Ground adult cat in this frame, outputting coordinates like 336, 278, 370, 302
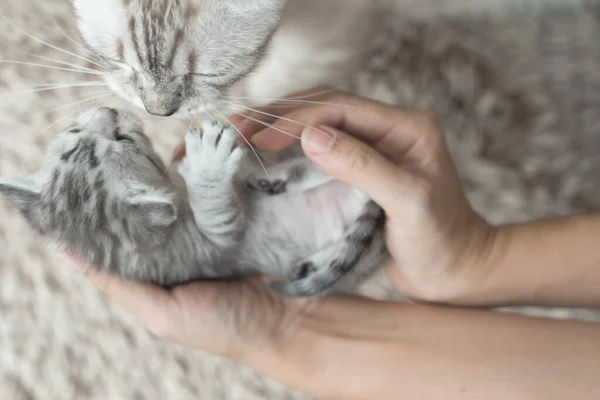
72, 0, 580, 118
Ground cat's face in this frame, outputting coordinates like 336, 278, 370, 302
0, 107, 179, 268
72, 0, 286, 118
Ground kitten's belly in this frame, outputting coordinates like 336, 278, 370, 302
242, 181, 366, 276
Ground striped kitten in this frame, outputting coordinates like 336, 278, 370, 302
0, 107, 386, 297
64, 0, 392, 296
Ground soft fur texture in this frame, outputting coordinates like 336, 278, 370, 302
0, 108, 386, 297
2, 0, 600, 399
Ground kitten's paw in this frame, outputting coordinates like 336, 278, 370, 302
178, 121, 244, 183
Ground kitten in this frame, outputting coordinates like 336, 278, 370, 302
0, 107, 387, 297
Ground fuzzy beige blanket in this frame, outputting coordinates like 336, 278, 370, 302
0, 1, 598, 399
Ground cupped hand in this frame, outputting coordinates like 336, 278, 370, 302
229, 89, 496, 303
64, 256, 308, 364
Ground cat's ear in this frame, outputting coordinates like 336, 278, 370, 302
0, 180, 41, 213
126, 192, 178, 244
129, 196, 178, 228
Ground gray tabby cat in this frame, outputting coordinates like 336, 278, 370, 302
72, 0, 579, 116
0, 107, 386, 297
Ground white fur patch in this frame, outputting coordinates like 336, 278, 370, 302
72, 0, 128, 59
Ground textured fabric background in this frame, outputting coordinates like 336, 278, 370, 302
0, 1, 599, 399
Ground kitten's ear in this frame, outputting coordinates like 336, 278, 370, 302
128, 191, 178, 226
127, 193, 178, 246
0, 180, 41, 212
130, 198, 178, 228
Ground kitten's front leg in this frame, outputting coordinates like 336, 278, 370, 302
178, 121, 246, 253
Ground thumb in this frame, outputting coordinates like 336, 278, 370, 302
301, 126, 418, 210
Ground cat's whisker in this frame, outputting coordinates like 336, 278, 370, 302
288, 85, 348, 100
223, 96, 352, 109
223, 101, 324, 136
10, 82, 107, 96
235, 112, 335, 155
214, 109, 273, 184
44, 7, 95, 58
51, 91, 114, 112
34, 115, 72, 139
30, 54, 101, 74
0, 60, 104, 75
52, 20, 94, 58
1, 15, 107, 70
235, 113, 301, 142
227, 102, 338, 154
8, 45, 102, 74
32, 81, 105, 88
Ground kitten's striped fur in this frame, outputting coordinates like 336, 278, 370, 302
0, 107, 387, 296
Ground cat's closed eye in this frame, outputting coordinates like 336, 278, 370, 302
189, 72, 224, 79
115, 133, 134, 143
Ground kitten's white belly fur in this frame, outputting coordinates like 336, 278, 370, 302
244, 181, 365, 269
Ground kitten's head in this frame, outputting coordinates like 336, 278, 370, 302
73, 0, 286, 118
0, 107, 179, 268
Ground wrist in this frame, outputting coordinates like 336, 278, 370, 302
467, 214, 600, 308
243, 298, 412, 400
420, 210, 500, 306
447, 221, 516, 305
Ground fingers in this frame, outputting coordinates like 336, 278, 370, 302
242, 93, 437, 158
302, 126, 421, 211
231, 88, 357, 152
226, 87, 337, 149
64, 255, 182, 337
230, 111, 278, 147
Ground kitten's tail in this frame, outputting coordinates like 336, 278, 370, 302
269, 200, 386, 298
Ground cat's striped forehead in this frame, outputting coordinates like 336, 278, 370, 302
125, 6, 194, 74
123, 0, 197, 18
73, 0, 286, 117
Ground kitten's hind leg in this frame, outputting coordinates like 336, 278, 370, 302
178, 121, 246, 256
246, 157, 334, 196
270, 200, 387, 298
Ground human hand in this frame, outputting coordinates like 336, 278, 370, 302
229, 89, 496, 304
63, 256, 310, 366
63, 257, 600, 400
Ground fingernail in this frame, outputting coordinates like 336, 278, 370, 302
251, 131, 267, 147
302, 126, 336, 155
231, 117, 248, 133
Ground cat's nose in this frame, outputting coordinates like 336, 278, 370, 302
143, 102, 179, 117
140, 90, 181, 117
83, 107, 119, 135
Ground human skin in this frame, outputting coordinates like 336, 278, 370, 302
73, 264, 600, 400
229, 90, 600, 309
69, 90, 600, 399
